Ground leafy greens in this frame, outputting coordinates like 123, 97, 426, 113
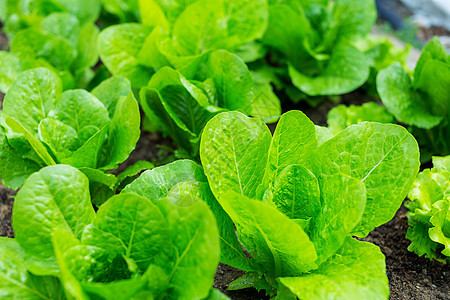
261, 0, 376, 97
0, 0, 101, 91
198, 110, 420, 298
97, 0, 280, 157
1, 163, 224, 299
377, 37, 450, 160
406, 155, 450, 263
0, 68, 140, 190
327, 102, 394, 135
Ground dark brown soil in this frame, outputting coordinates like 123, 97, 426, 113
417, 26, 450, 43
0, 28, 7, 50
0, 92, 4, 109
363, 204, 450, 300
213, 264, 269, 300
0, 182, 15, 238
114, 130, 175, 174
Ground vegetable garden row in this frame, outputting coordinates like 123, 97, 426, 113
0, 0, 448, 299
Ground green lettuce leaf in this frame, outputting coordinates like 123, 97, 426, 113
429, 200, 450, 257
0, 237, 64, 299
122, 159, 207, 202
0, 51, 22, 93
156, 198, 220, 300
272, 164, 320, 222
13, 165, 95, 275
171, 0, 268, 56
278, 238, 389, 300
309, 174, 366, 264
82, 193, 170, 272
289, 44, 370, 96
327, 102, 394, 135
406, 162, 449, 262
98, 24, 154, 88
312, 122, 420, 237
91, 75, 132, 118
99, 92, 140, 170
166, 181, 253, 271
266, 110, 317, 182
11, 29, 77, 71
219, 191, 318, 277
200, 111, 272, 199
433, 155, 450, 172
0, 126, 41, 189
2, 68, 62, 133
377, 63, 443, 129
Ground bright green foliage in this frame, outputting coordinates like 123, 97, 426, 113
98, 24, 154, 88
377, 37, 450, 159
327, 102, 394, 135
200, 111, 420, 298
0, 237, 65, 299
100, 0, 139, 22
13, 165, 95, 275
125, 159, 253, 272
169, 0, 268, 56
139, 49, 266, 157
97, 0, 280, 148
406, 155, 450, 262
278, 238, 389, 300
354, 35, 410, 96
0, 68, 140, 189
98, 0, 269, 86
123, 159, 206, 202
262, 0, 376, 96
312, 122, 420, 237
0, 1, 101, 91
0, 0, 101, 36
0, 164, 224, 299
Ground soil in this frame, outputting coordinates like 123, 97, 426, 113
363, 204, 450, 300
0, 183, 15, 238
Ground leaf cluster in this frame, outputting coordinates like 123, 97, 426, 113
406, 156, 450, 263
0, 0, 102, 91
377, 37, 450, 160
0, 68, 140, 190
0, 163, 225, 299
198, 110, 420, 298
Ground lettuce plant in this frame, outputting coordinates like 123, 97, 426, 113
139, 48, 281, 157
354, 35, 411, 97
198, 110, 420, 298
327, 102, 394, 135
0, 68, 140, 190
406, 156, 450, 263
262, 0, 376, 97
98, 0, 280, 141
99, 0, 139, 23
0, 1, 101, 91
0, 163, 224, 299
98, 0, 269, 88
377, 37, 449, 160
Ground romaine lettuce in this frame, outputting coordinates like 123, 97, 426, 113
377, 37, 449, 160
406, 155, 450, 263
0, 68, 140, 190
1, 162, 225, 299
199, 110, 420, 298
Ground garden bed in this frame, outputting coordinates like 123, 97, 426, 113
0, 3, 448, 297
1, 93, 448, 299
